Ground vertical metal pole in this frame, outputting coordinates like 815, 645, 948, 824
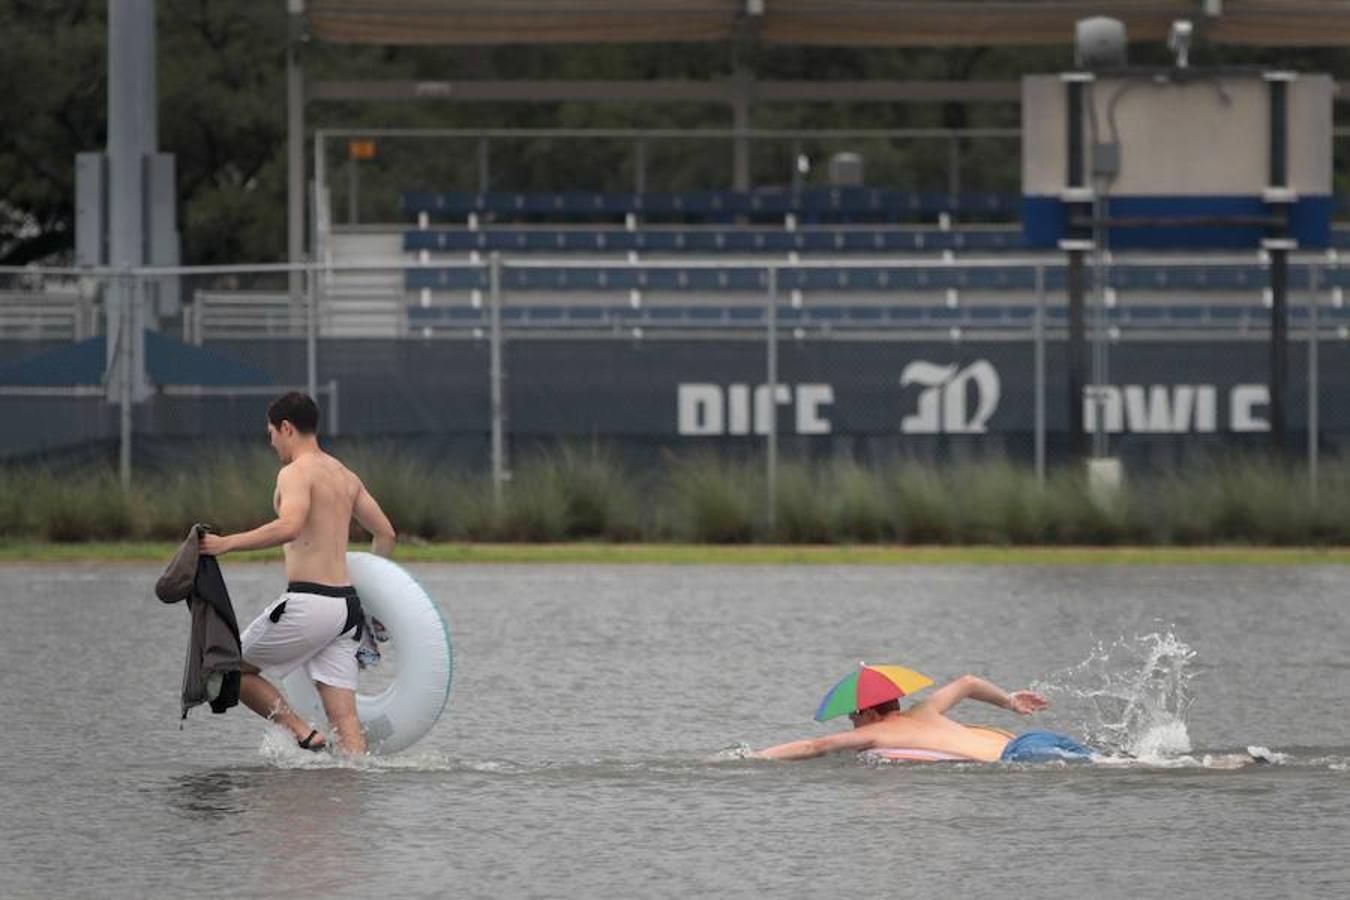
1268, 75, 1291, 457
347, 155, 358, 224
948, 134, 961, 200
286, 6, 305, 307
305, 256, 318, 400
634, 138, 647, 195
478, 137, 491, 194
489, 253, 505, 511
732, 67, 752, 191
119, 273, 134, 491
106, 0, 152, 402
1067, 251, 1087, 458
327, 378, 340, 437
312, 130, 327, 269
1090, 240, 1109, 460
1064, 77, 1089, 461
1034, 264, 1046, 485
1308, 263, 1320, 497
766, 266, 778, 534
1270, 247, 1289, 453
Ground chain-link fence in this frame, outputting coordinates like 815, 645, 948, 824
0, 254, 1344, 525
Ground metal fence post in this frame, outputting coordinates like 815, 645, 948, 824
766, 266, 778, 534
489, 252, 505, 512
118, 271, 134, 491
1309, 262, 1321, 499
1034, 263, 1046, 486
305, 256, 318, 400
326, 378, 340, 436
478, 137, 491, 193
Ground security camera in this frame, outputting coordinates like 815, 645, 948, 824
1075, 17, 1127, 70
1169, 20, 1193, 69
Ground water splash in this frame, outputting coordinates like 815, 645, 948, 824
1032, 630, 1196, 760
711, 742, 754, 761
257, 726, 459, 771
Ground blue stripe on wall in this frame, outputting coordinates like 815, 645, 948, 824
1022, 195, 1332, 250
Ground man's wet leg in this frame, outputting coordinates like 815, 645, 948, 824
316, 681, 367, 754
238, 663, 315, 743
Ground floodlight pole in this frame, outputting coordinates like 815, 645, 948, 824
1308, 263, 1321, 498
1062, 74, 1091, 461
1033, 264, 1046, 485
1268, 243, 1290, 452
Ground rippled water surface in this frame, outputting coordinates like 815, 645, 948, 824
3, 563, 1348, 898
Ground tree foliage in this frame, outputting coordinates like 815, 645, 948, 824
2, 3, 1348, 266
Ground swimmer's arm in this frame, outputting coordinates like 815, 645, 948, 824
916, 675, 1048, 716
201, 466, 310, 555
752, 729, 876, 760
352, 480, 396, 557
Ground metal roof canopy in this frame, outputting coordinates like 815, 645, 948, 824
286, 1, 1350, 302
303, 1, 1350, 48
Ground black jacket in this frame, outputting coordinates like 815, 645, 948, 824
155, 524, 242, 718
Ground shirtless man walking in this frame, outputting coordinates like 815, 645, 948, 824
754, 674, 1093, 763
200, 392, 396, 754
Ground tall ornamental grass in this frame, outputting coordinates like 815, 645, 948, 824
0, 445, 1345, 545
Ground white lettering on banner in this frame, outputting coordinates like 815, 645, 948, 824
679, 374, 1269, 437
1085, 385, 1217, 434
1084, 383, 1265, 433
900, 360, 1001, 434
1231, 384, 1270, 432
678, 384, 723, 436
676, 383, 834, 436
796, 384, 835, 434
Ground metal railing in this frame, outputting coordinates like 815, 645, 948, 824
0, 256, 1337, 518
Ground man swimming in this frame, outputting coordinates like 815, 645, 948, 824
754, 673, 1093, 762
199, 392, 397, 755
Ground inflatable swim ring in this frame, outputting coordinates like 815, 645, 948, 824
864, 747, 979, 763
282, 552, 452, 753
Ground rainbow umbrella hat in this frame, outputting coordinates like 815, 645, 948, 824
814, 663, 934, 722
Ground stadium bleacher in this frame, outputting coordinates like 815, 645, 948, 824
399, 188, 1022, 222
382, 188, 1350, 338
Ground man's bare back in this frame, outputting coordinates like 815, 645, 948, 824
755, 674, 1050, 761
277, 451, 392, 586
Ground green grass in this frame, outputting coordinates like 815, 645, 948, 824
1, 541, 1347, 566
0, 444, 1346, 552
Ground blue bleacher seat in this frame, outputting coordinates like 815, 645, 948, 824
401, 188, 1026, 223
885, 306, 925, 323
803, 305, 845, 322
1206, 305, 1248, 326
843, 306, 883, 322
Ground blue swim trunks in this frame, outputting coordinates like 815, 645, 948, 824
1000, 730, 1095, 762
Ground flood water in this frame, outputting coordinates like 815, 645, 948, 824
3, 562, 1348, 898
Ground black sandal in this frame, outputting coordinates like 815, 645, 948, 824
297, 729, 326, 752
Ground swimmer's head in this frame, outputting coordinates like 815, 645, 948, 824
266, 392, 320, 461
847, 698, 900, 727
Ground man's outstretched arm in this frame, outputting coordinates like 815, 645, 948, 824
914, 674, 1048, 717
753, 728, 877, 760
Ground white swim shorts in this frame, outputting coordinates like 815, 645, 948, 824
241, 586, 362, 691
